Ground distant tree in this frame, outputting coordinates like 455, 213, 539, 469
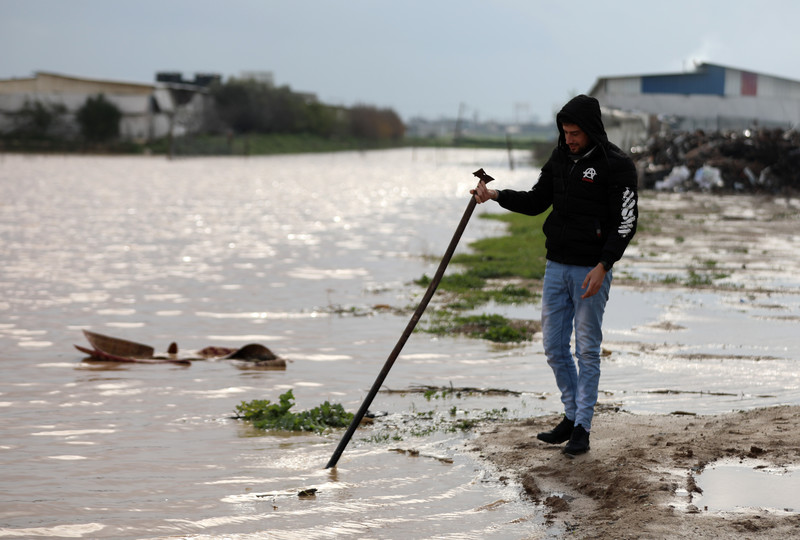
305, 102, 340, 138
213, 79, 317, 134
11, 99, 69, 139
212, 80, 258, 133
210, 78, 404, 141
76, 94, 122, 142
348, 105, 405, 141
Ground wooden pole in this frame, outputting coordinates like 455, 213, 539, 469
506, 134, 515, 170
325, 168, 494, 469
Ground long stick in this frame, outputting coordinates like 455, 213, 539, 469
325, 169, 494, 469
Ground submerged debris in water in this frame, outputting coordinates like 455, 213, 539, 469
382, 384, 524, 397
297, 489, 318, 498
389, 448, 453, 464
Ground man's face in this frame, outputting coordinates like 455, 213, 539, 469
562, 122, 589, 154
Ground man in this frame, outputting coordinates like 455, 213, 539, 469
471, 94, 638, 456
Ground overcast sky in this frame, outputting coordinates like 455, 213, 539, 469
2, 0, 798, 123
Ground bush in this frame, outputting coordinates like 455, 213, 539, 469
76, 94, 122, 142
348, 105, 404, 140
9, 99, 69, 139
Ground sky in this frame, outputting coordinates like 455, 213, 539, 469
2, 0, 799, 124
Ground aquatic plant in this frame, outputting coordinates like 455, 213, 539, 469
235, 390, 353, 433
420, 311, 538, 343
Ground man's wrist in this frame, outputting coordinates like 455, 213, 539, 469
599, 260, 612, 272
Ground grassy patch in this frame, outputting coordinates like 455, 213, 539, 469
416, 211, 548, 309
234, 390, 353, 433
414, 275, 535, 310
421, 312, 540, 343
156, 133, 403, 156
360, 406, 511, 442
452, 213, 549, 280
158, 134, 548, 157
356, 385, 522, 442
651, 267, 732, 288
414, 212, 546, 342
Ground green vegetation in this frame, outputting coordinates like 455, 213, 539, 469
76, 94, 122, 143
210, 78, 403, 142
362, 405, 510, 441
415, 212, 548, 343
8, 99, 69, 140
2, 78, 408, 154
2, 94, 134, 152
416, 212, 548, 308
406, 407, 509, 437
145, 132, 547, 157
421, 311, 539, 343
686, 268, 714, 287
686, 267, 731, 286
356, 386, 523, 443
651, 266, 732, 288
154, 132, 414, 156
1, 74, 551, 155
235, 390, 353, 433
454, 213, 549, 279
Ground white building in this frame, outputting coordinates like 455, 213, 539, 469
589, 62, 800, 132
0, 71, 211, 141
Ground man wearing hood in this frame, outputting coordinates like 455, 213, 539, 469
472, 94, 638, 456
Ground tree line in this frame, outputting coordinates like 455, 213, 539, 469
208, 78, 404, 141
2, 94, 122, 144
2, 78, 405, 149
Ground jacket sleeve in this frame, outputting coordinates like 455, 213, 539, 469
601, 155, 638, 267
495, 154, 555, 216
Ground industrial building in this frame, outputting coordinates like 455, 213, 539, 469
0, 71, 214, 141
589, 62, 800, 132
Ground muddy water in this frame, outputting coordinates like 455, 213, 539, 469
1, 151, 799, 538
695, 459, 800, 513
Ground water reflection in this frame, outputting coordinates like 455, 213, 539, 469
0, 150, 550, 539
2, 150, 799, 538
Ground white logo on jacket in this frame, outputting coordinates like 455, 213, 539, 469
582, 168, 597, 182
618, 188, 636, 237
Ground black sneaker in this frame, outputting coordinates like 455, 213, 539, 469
563, 424, 590, 457
536, 416, 574, 444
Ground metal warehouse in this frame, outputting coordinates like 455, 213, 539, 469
589, 62, 800, 132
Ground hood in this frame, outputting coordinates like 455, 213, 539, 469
556, 94, 609, 152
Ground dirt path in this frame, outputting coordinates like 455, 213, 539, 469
471, 192, 800, 538
472, 408, 800, 538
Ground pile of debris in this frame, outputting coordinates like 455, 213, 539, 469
633, 127, 800, 193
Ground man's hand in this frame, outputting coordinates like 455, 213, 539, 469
471, 181, 497, 204
581, 263, 608, 299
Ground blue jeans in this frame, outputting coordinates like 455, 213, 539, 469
541, 261, 612, 431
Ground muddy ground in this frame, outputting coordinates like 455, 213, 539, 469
471, 191, 800, 538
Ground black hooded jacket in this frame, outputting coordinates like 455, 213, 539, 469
496, 94, 638, 269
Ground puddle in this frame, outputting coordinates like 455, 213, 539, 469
696, 458, 800, 513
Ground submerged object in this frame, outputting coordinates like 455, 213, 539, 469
75, 330, 286, 368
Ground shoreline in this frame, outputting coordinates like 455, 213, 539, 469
468, 191, 800, 538
471, 407, 800, 538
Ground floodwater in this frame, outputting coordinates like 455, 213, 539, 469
695, 459, 800, 513
1, 149, 799, 539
